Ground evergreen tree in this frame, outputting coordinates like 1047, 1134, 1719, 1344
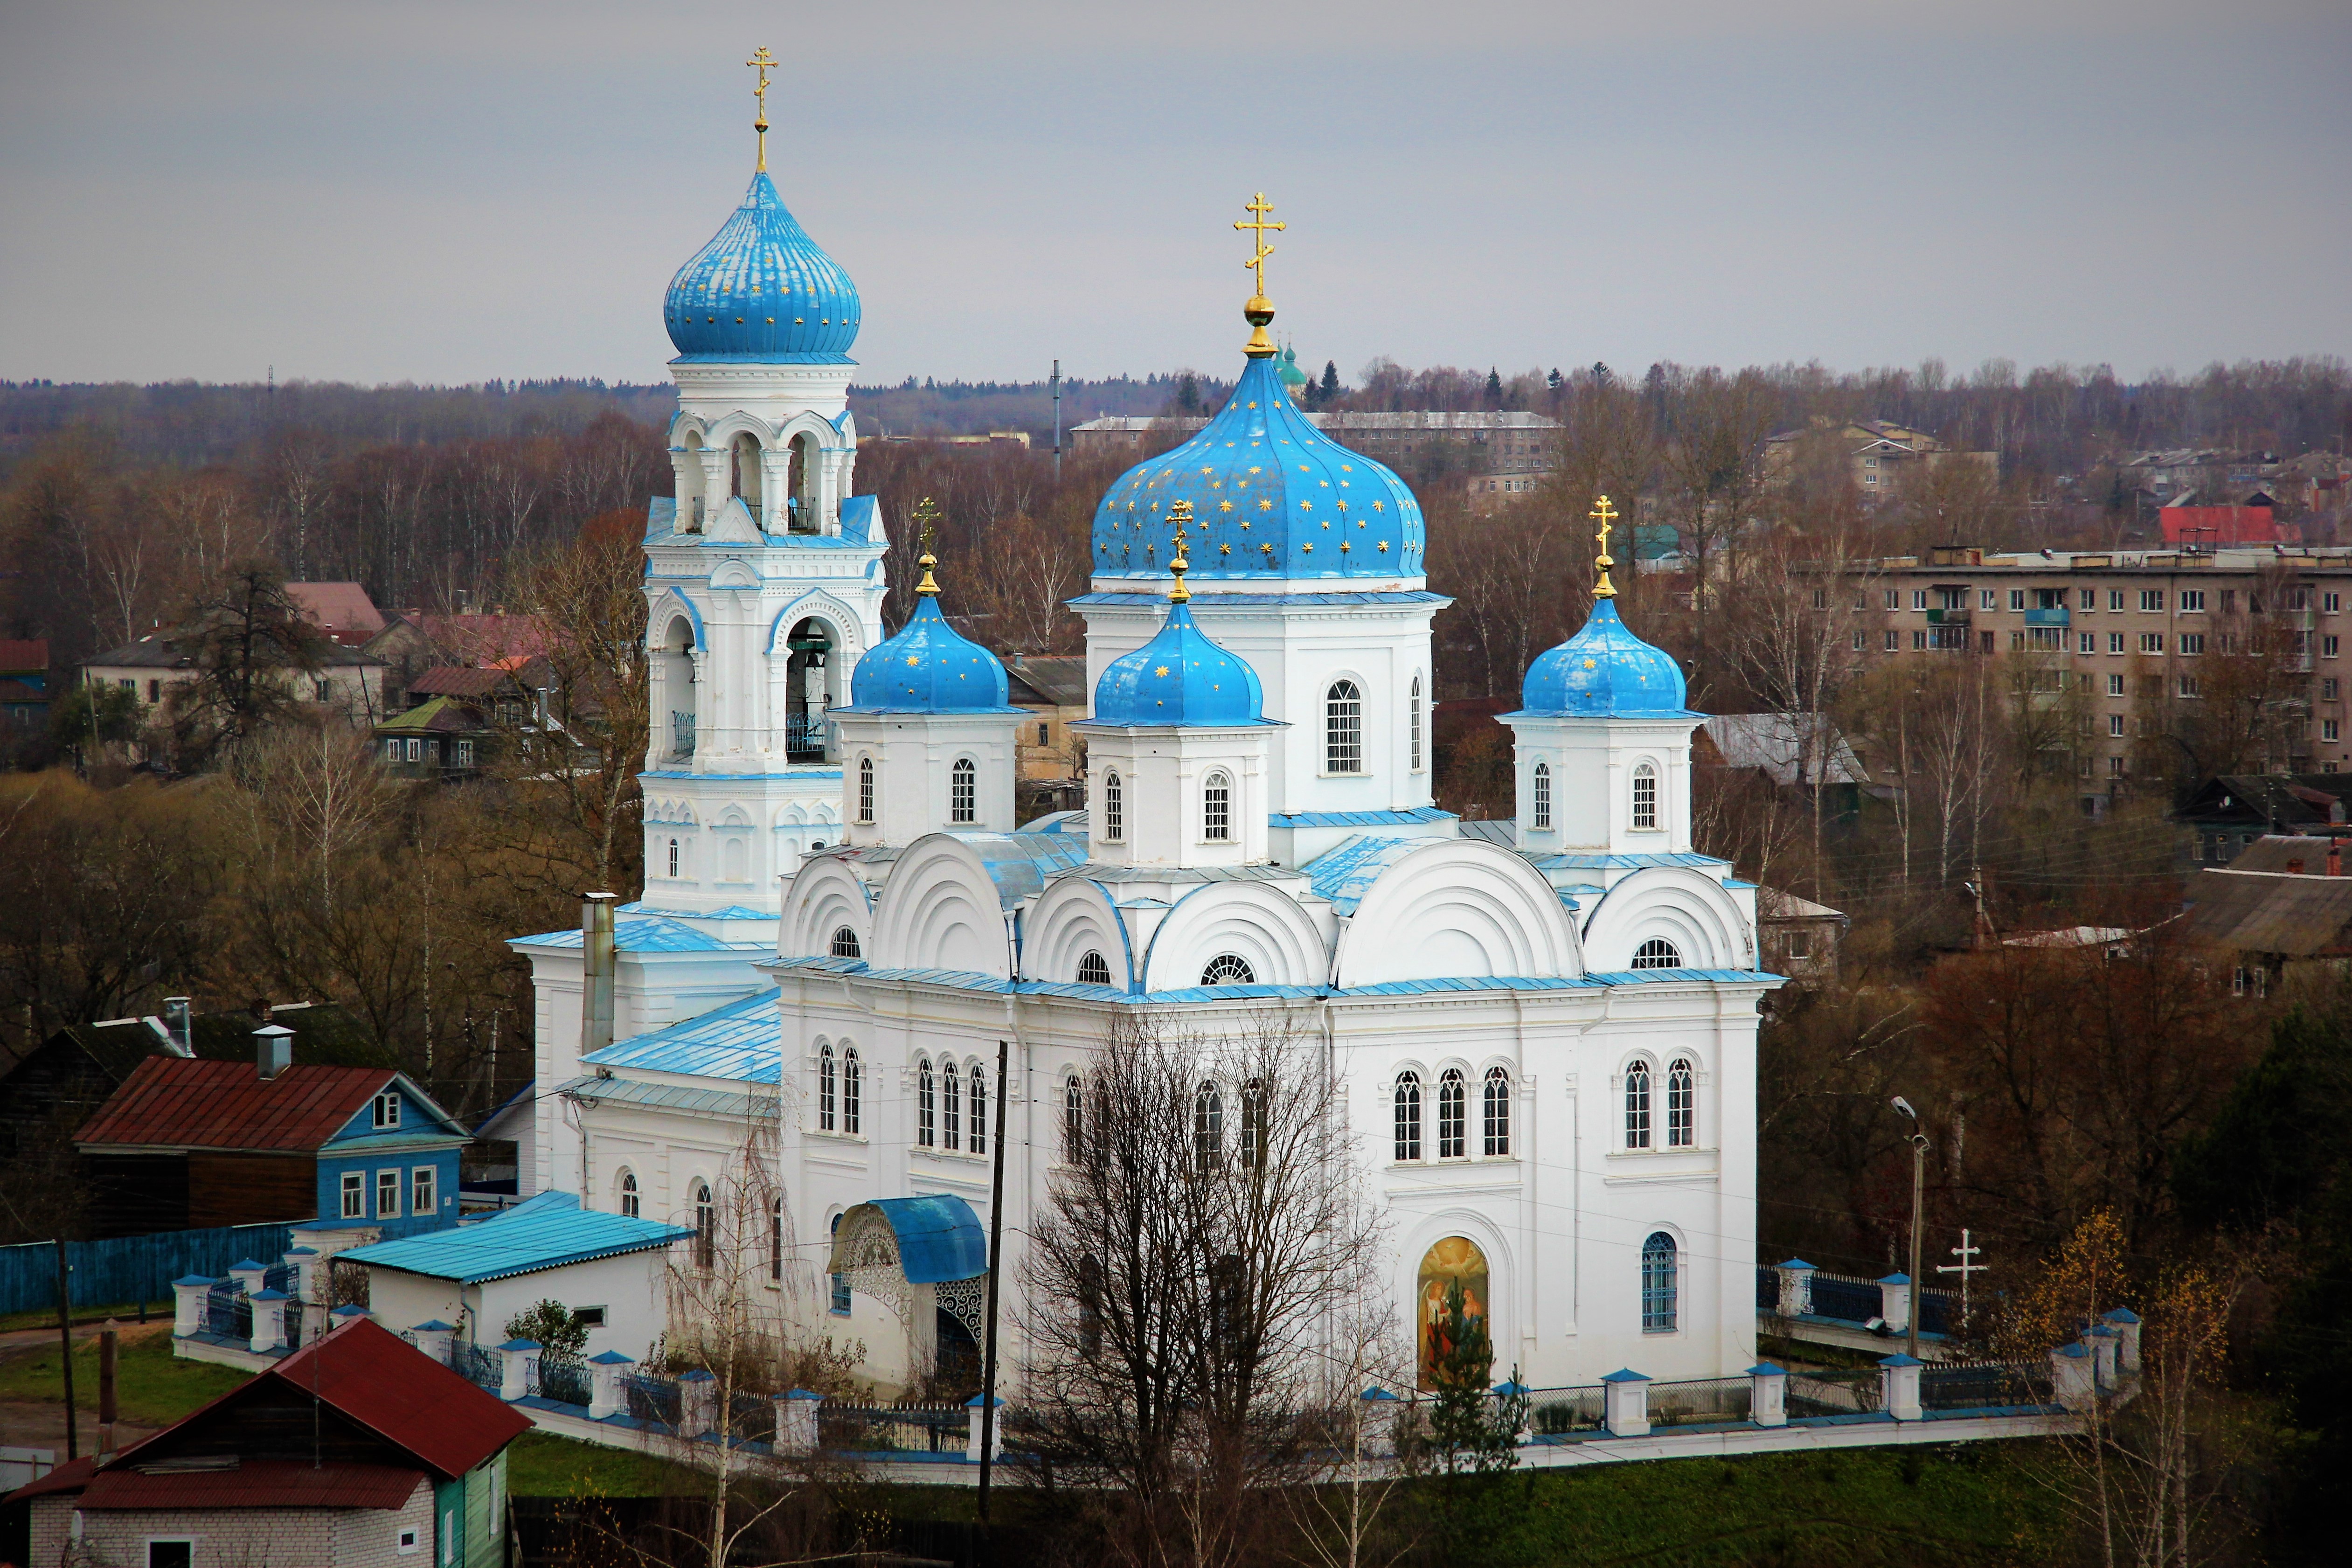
1419, 1277, 1517, 1473
1547, 367, 1563, 391
1320, 359, 1341, 404
1485, 367, 1504, 404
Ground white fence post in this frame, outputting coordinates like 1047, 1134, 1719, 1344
1358, 1386, 1401, 1456
2087, 1325, 2118, 1389
1876, 1273, 1912, 1334
171, 1277, 212, 1338
966, 1395, 1004, 1461
775, 1389, 822, 1455
2049, 1341, 2096, 1410
1775, 1259, 1817, 1318
498, 1339, 541, 1402
228, 1258, 267, 1297
678, 1368, 718, 1436
1601, 1369, 1651, 1437
248, 1290, 288, 1354
2101, 1308, 2142, 1373
408, 1320, 456, 1367
282, 1246, 319, 1304
588, 1351, 634, 1421
1748, 1363, 1788, 1428
1879, 1353, 1923, 1420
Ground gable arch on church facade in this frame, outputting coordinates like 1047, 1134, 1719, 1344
1332, 840, 1581, 988
1393, 1207, 1519, 1380
646, 587, 706, 652
766, 590, 869, 658
868, 834, 1017, 978
1580, 867, 1752, 973
1020, 878, 1135, 990
782, 857, 875, 961
1139, 881, 1329, 992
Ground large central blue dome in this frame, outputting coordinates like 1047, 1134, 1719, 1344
665, 172, 860, 363
1090, 355, 1425, 583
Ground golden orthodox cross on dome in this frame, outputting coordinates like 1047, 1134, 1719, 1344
748, 46, 777, 172
1590, 495, 1619, 599
913, 496, 943, 596
1235, 193, 1285, 358
1168, 500, 1194, 603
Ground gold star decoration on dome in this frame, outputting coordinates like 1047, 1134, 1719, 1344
1219, 500, 1235, 512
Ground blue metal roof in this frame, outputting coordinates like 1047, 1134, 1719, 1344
1085, 600, 1271, 728
1090, 355, 1426, 583
1521, 850, 1731, 873
841, 594, 1022, 714
1271, 805, 1455, 830
857, 1195, 987, 1283
584, 989, 783, 1081
511, 915, 755, 953
618, 902, 775, 922
645, 497, 677, 540
957, 832, 1092, 907
339, 1193, 694, 1285
664, 170, 859, 363
1301, 833, 1426, 915
1068, 590, 1450, 608
1511, 598, 1698, 719
839, 494, 877, 542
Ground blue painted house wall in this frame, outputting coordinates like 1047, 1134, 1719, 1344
312, 1077, 466, 1233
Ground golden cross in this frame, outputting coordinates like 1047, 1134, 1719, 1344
913, 497, 942, 595
747, 46, 777, 171
1168, 500, 1193, 602
1590, 494, 1619, 599
1235, 193, 1284, 301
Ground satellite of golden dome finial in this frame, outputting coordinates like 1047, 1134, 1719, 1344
913, 497, 943, 596
1235, 192, 1284, 359
1168, 499, 1193, 603
747, 46, 777, 173
1590, 495, 1619, 599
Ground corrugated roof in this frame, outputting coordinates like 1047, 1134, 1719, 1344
833, 1196, 985, 1284
76, 1058, 397, 1152
339, 1192, 694, 1285
555, 1074, 781, 1120
2186, 867, 2352, 955
2226, 835, 2352, 874
1302, 833, 1428, 915
268, 1318, 531, 1477
584, 988, 783, 1080
1521, 850, 1731, 872
511, 915, 756, 953
81, 1461, 424, 1511
1270, 805, 1454, 829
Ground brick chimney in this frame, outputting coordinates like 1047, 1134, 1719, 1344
2331, 841, 2344, 878
581, 893, 617, 1062
2289, 858, 2306, 875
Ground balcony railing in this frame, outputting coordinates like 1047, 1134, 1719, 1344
785, 714, 829, 763
671, 711, 696, 758
1925, 606, 1971, 625
2024, 606, 2071, 626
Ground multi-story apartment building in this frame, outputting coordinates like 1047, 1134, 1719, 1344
1836, 545, 2352, 810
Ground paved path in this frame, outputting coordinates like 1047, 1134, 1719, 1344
0, 1399, 163, 1458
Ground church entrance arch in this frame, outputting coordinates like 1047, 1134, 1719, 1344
1416, 1235, 1489, 1389
658, 614, 697, 761
827, 1196, 990, 1386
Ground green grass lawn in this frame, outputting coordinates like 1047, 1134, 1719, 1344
0, 1329, 249, 1427
506, 1429, 687, 1498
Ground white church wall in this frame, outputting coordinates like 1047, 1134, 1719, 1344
1137, 881, 1330, 992
1330, 840, 1583, 987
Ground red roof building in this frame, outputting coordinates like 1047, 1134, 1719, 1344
5, 1318, 528, 1567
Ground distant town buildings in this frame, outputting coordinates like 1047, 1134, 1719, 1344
1764, 418, 1998, 500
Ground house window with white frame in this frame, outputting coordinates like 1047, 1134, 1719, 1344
376, 1169, 401, 1218
373, 1092, 401, 1129
341, 1171, 364, 1218
411, 1165, 436, 1216
1631, 763, 1658, 831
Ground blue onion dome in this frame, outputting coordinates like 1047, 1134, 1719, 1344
664, 172, 859, 362
1089, 354, 1424, 583
1089, 510, 1274, 726
841, 552, 1019, 713
1517, 597, 1695, 718
1276, 342, 1308, 393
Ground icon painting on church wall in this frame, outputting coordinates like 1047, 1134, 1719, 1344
1417, 1235, 1488, 1388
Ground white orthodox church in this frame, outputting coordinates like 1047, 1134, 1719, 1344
514, 124, 1778, 1395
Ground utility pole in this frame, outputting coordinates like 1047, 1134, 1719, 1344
54, 1239, 76, 1459
1936, 1228, 1986, 1330
1890, 1097, 1930, 1362
1051, 359, 1063, 484
976, 1036, 1010, 1526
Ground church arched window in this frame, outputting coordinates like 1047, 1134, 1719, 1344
1103, 771, 1124, 841
917, 1059, 936, 1147
943, 1057, 962, 1151
1062, 1075, 1085, 1163
1436, 1068, 1466, 1159
1325, 680, 1363, 773
1410, 675, 1424, 771
857, 756, 874, 823
1632, 761, 1659, 831
969, 1064, 988, 1157
829, 1213, 851, 1315
841, 1048, 861, 1136
1239, 1079, 1267, 1169
1482, 1066, 1512, 1156
667, 838, 680, 878
951, 757, 977, 824
1632, 937, 1681, 970
1393, 1071, 1422, 1162
1667, 1058, 1695, 1147
830, 926, 861, 959
770, 1195, 784, 1283
1077, 951, 1113, 986
1202, 771, 1232, 841
1642, 1232, 1679, 1332
818, 1043, 835, 1132
1625, 1060, 1653, 1149
618, 1169, 639, 1218
1194, 1082, 1223, 1171
693, 1180, 715, 1270
1201, 953, 1255, 986
1532, 762, 1552, 829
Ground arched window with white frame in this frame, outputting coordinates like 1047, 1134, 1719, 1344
1394, 1071, 1422, 1162
618, 1169, 639, 1217
1410, 675, 1424, 771
1201, 953, 1255, 985
1532, 762, 1552, 829
857, 756, 875, 823
1482, 1066, 1512, 1156
951, 756, 977, 824
943, 1057, 962, 1151
1202, 771, 1232, 841
1666, 1058, 1696, 1147
1632, 761, 1659, 831
1642, 1232, 1678, 1331
667, 838, 680, 878
1632, 937, 1681, 970
1325, 680, 1363, 773
1437, 1068, 1466, 1159
818, 1042, 836, 1132
917, 1058, 936, 1147
1103, 770, 1124, 840
693, 1180, 715, 1270
842, 1048, 861, 1135
1077, 951, 1113, 986
1195, 1082, 1223, 1171
1625, 1060, 1653, 1149
969, 1063, 988, 1156
1062, 1075, 1084, 1163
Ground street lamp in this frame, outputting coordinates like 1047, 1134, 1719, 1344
1890, 1096, 1930, 1361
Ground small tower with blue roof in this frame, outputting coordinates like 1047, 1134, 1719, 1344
830, 519, 1027, 848
1499, 498, 1704, 856
1074, 503, 1282, 870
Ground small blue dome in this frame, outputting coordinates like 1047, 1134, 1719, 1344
1090, 602, 1270, 727
1090, 355, 1424, 583
842, 596, 1017, 713
665, 172, 859, 363
1518, 599, 1694, 718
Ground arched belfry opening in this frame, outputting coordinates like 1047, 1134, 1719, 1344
784, 617, 836, 761
659, 615, 697, 760
679, 432, 708, 531
788, 430, 820, 532
730, 431, 764, 520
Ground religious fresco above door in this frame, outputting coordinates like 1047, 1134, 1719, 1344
1416, 1235, 1489, 1388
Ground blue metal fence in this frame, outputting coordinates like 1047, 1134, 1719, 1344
534, 1353, 592, 1408
1808, 1275, 1883, 1323
452, 1342, 502, 1391
626, 1374, 682, 1429
1755, 1267, 1778, 1309
203, 1282, 250, 1340
0, 1223, 297, 1317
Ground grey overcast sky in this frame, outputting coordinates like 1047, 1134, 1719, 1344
2, 0, 2346, 388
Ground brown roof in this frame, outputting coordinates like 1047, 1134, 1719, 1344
285, 582, 386, 638
75, 1057, 393, 1152
269, 1318, 531, 1479
405, 666, 514, 700
1003, 655, 1088, 708
81, 1461, 425, 1511
2185, 867, 2352, 956
0, 638, 47, 672
2225, 835, 2351, 874
403, 613, 549, 663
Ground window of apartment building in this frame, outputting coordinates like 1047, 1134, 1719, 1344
2108, 673, 2125, 696
1885, 630, 1900, 652
2035, 588, 2065, 610
1910, 590, 1927, 611
1812, 588, 1826, 610
1851, 630, 1865, 652
2010, 631, 2025, 651
2328, 592, 2343, 613
2221, 590, 2237, 612
2290, 588, 2313, 611
2080, 589, 2097, 611
2326, 678, 2341, 700
1853, 591, 1868, 611
1980, 589, 1998, 610
2109, 633, 2127, 654
2328, 635, 2343, 659
2180, 675, 2201, 698
2179, 590, 2206, 612
2077, 714, 2094, 735
2109, 590, 2126, 611
2140, 590, 2165, 611
1912, 631, 1927, 650
2080, 632, 2096, 653
2326, 720, 2342, 743
2008, 589, 2026, 611
2139, 633, 2165, 653
1936, 587, 1966, 611
2109, 714, 2126, 737
1885, 589, 1901, 610
2180, 633, 2204, 655
2110, 756, 2126, 776
1981, 631, 1996, 653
